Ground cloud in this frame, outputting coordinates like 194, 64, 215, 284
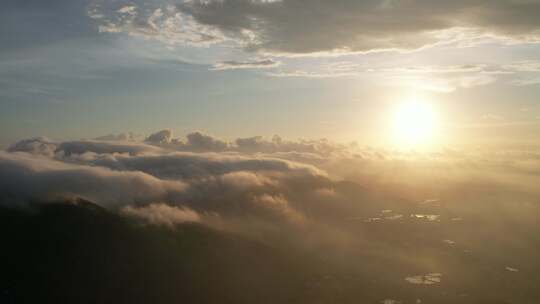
82, 6, 207, 43
117, 5, 137, 15
266, 61, 362, 78
218, 171, 276, 190
4, 129, 540, 231
56, 140, 163, 156
377, 64, 488, 74
267, 70, 357, 78
212, 58, 281, 70
183, 131, 229, 151
252, 194, 305, 224
95, 132, 139, 141
481, 114, 504, 121
1, 133, 332, 224
145, 129, 173, 144
179, 0, 540, 55
503, 60, 540, 72
146, 130, 229, 152
90, 0, 540, 55
89, 3, 241, 47
268, 65, 500, 91
121, 203, 200, 227
144, 130, 354, 156
64, 150, 325, 181
0, 151, 188, 208
511, 77, 540, 86
0, 148, 321, 223
266, 62, 506, 92
456, 74, 497, 88
235, 135, 354, 156
8, 137, 57, 157
369, 64, 499, 92
503, 61, 540, 85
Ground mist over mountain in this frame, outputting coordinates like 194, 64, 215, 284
2, 131, 540, 303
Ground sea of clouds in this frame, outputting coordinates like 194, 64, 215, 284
2, 129, 540, 231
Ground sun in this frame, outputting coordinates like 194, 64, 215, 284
390, 100, 440, 148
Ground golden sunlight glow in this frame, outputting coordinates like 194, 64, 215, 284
390, 100, 440, 148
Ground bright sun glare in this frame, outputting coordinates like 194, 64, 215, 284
391, 100, 439, 148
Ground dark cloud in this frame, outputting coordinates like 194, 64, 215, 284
172, 0, 540, 54
87, 0, 540, 55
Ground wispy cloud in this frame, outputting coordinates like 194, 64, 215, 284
121, 204, 200, 227
503, 60, 540, 72
511, 77, 540, 86
211, 59, 281, 70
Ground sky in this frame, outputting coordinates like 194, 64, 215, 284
1, 0, 540, 148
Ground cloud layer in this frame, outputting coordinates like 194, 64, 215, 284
4, 128, 540, 230
0, 151, 188, 208
2, 131, 338, 226
90, 0, 540, 55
